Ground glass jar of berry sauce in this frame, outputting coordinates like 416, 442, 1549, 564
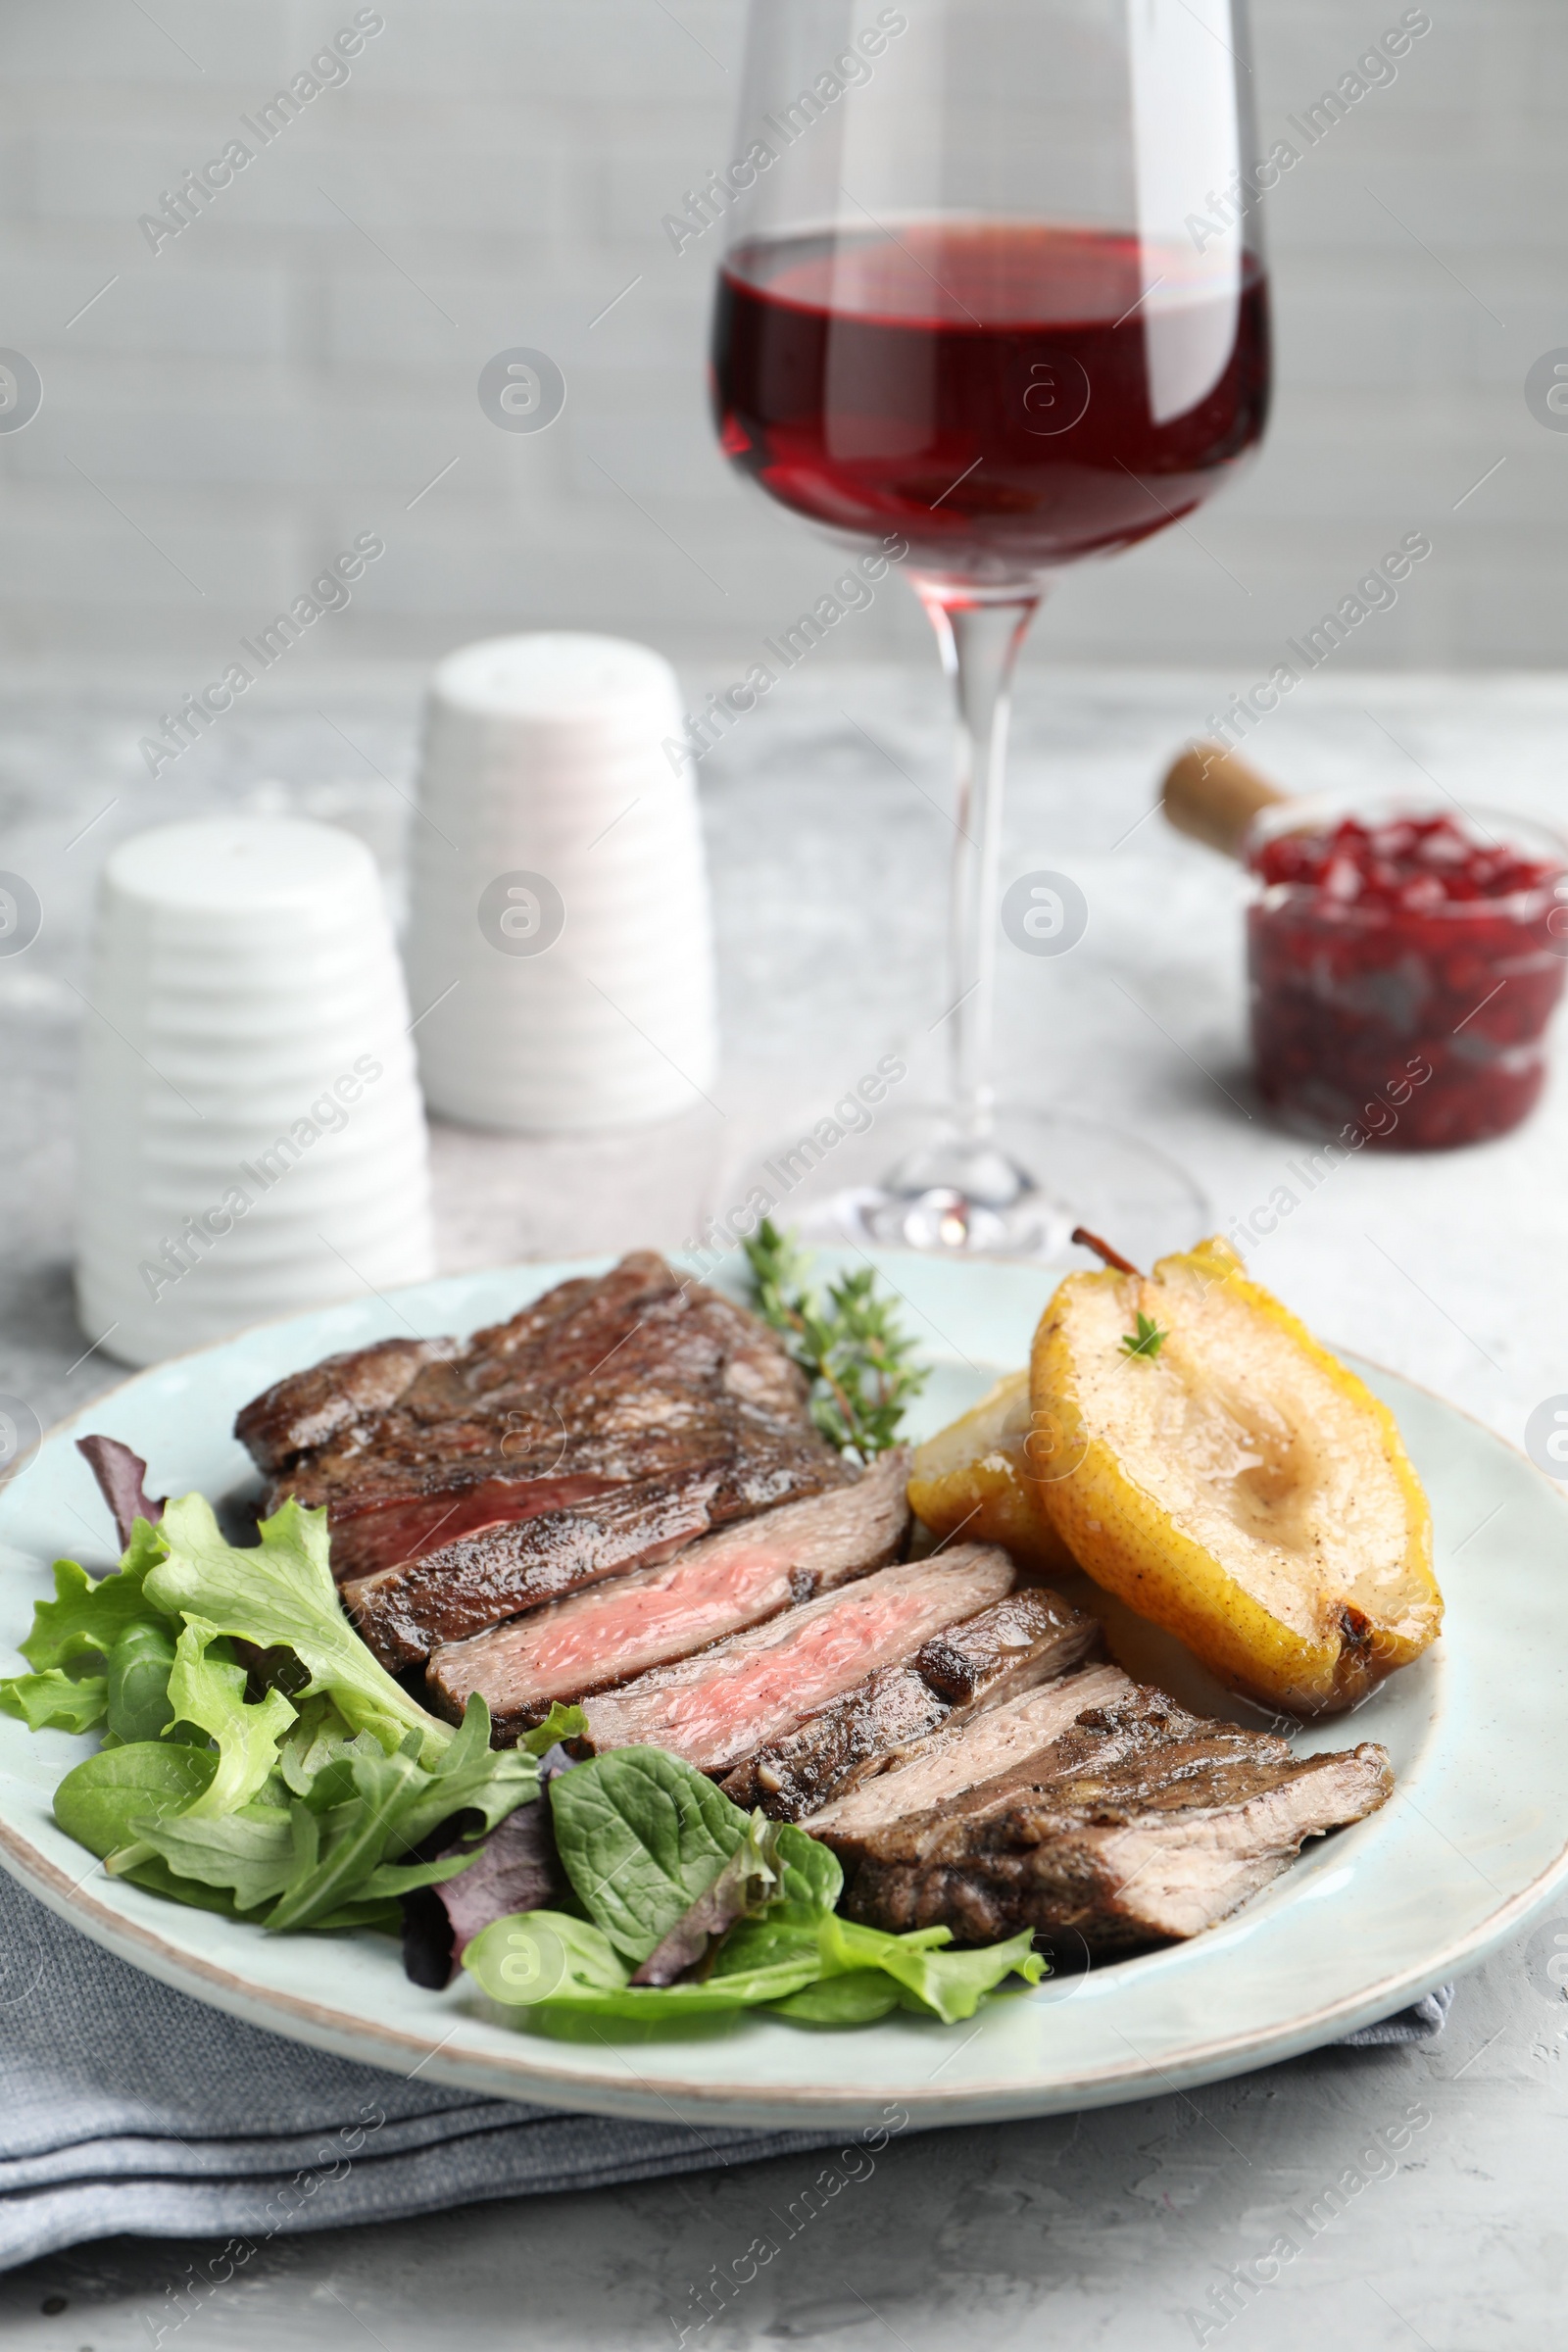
1244, 794, 1568, 1150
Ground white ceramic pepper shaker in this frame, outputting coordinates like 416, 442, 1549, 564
74, 814, 435, 1367
404, 633, 718, 1132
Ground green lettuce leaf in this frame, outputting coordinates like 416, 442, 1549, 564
0, 1669, 110, 1735
124, 1803, 298, 1912
305, 1897, 405, 1936
166, 1620, 297, 1818
116, 1696, 536, 1935
548, 1746, 751, 1964
125, 1754, 503, 1931
117, 1852, 244, 1916
275, 1692, 373, 1798
817, 1915, 1046, 2024
385, 1692, 537, 1850
145, 1494, 449, 1759
16, 1520, 174, 1675
517, 1702, 589, 1757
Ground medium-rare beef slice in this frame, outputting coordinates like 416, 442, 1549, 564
425, 1449, 912, 1737
835, 1688, 1394, 1951
722, 1588, 1103, 1819
346, 1466, 723, 1672
326, 1404, 838, 1591
234, 1253, 850, 1662
581, 1543, 1016, 1773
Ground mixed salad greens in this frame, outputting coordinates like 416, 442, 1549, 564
467, 1743, 1041, 2027
1, 1495, 557, 1934
0, 1485, 1044, 2030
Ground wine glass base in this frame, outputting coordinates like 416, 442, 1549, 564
726, 1104, 1210, 1267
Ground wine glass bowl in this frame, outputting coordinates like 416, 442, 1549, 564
713, 220, 1270, 585
709, 0, 1270, 1256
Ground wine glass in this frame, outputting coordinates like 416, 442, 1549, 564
708, 0, 1270, 1259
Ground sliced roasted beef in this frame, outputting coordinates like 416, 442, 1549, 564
807, 1662, 1135, 1848
425, 1450, 912, 1738
722, 1588, 1103, 1819
235, 1337, 460, 1474
233, 1253, 851, 1668
346, 1467, 721, 1671
829, 1682, 1394, 1951
580, 1543, 1016, 1773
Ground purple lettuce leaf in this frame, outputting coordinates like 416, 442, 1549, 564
76, 1436, 165, 1555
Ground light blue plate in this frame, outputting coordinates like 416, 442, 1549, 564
1, 1250, 1564, 2130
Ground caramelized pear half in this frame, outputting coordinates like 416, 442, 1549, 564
907, 1369, 1076, 1575
1030, 1238, 1440, 1713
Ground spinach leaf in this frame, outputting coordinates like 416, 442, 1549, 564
106, 1622, 177, 1743
772, 1821, 843, 1919
525, 1962, 821, 2020
54, 1741, 217, 1859
631, 1811, 786, 1985
466, 1800, 1044, 2029
465, 1910, 628, 2004
548, 1747, 750, 1965
709, 1911, 820, 1978
717, 1913, 1041, 2025
0, 1669, 110, 1735
145, 1494, 449, 1760
463, 1909, 819, 2017
769, 1973, 903, 2027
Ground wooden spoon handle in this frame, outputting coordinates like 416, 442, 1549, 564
1161, 740, 1291, 859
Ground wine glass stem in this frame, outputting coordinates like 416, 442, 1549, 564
915, 584, 1042, 1151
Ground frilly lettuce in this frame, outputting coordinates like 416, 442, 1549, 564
8, 1490, 544, 1934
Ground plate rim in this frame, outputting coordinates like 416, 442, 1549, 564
3, 1251, 1566, 2128
0, 1801, 1556, 2128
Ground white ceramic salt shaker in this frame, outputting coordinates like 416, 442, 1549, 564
404, 633, 718, 1132
74, 814, 435, 1367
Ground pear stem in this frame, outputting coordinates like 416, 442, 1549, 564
1070, 1227, 1144, 1278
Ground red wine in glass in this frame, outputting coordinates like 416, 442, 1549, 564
713, 220, 1270, 575
709, 0, 1271, 1259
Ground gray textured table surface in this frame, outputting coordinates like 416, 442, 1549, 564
2, 662, 1567, 2347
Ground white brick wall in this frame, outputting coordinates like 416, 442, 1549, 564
0, 0, 1561, 689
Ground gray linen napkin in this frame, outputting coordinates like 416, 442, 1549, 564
0, 1870, 1451, 2272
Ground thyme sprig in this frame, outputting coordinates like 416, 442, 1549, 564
741, 1220, 928, 1462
